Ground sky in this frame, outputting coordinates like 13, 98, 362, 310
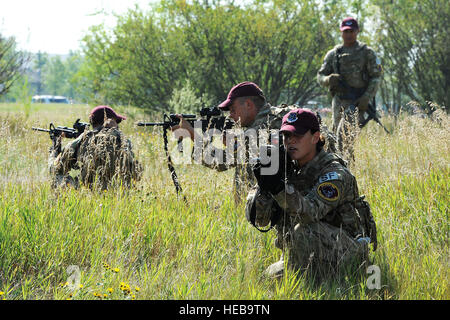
0, 0, 157, 55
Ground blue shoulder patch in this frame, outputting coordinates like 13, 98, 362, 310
318, 171, 339, 183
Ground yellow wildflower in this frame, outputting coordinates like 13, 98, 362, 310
107, 288, 114, 293
112, 268, 120, 273
134, 286, 140, 292
120, 283, 131, 295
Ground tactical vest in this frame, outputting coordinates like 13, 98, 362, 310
334, 43, 370, 101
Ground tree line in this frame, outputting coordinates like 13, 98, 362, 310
1, 0, 448, 113
0, 50, 85, 103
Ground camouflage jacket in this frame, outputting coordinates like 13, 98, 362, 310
48, 127, 142, 189
247, 149, 364, 240
317, 41, 383, 100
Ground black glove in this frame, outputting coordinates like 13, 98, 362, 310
252, 144, 289, 195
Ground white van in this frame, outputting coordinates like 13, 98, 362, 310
32, 95, 70, 104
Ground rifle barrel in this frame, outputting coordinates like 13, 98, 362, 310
136, 122, 168, 126
32, 127, 50, 132
178, 114, 196, 119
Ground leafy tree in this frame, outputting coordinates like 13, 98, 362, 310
160, 0, 340, 105
63, 51, 84, 100
168, 79, 215, 113
80, 9, 187, 110
43, 55, 66, 96
32, 51, 48, 95
80, 0, 345, 111
372, 0, 449, 112
0, 34, 29, 96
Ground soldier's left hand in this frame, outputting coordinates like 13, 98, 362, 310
252, 145, 286, 195
171, 114, 195, 141
355, 95, 370, 111
325, 73, 341, 89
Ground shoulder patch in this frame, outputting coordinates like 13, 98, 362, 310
317, 182, 340, 201
318, 171, 339, 183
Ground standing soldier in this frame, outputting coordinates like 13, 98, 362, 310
317, 17, 383, 161
48, 105, 143, 190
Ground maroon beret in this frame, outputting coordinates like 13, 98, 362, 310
218, 81, 265, 110
280, 108, 320, 135
89, 105, 126, 123
340, 17, 359, 31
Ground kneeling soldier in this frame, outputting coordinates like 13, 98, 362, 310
246, 108, 377, 279
48, 105, 142, 190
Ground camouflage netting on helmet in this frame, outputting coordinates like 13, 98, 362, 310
77, 127, 142, 190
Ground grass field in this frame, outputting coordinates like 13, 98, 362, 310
0, 102, 448, 300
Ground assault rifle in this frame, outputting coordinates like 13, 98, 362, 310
345, 101, 390, 134
136, 106, 234, 132
248, 143, 291, 232
358, 99, 391, 134
32, 119, 90, 150
136, 107, 234, 199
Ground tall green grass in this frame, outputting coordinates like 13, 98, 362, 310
0, 103, 448, 300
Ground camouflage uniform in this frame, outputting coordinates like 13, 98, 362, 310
317, 41, 382, 160
318, 40, 382, 130
201, 103, 295, 202
246, 149, 369, 278
48, 127, 143, 190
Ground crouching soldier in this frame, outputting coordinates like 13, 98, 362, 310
48, 105, 143, 190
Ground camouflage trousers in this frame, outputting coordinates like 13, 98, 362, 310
332, 96, 364, 163
271, 221, 368, 279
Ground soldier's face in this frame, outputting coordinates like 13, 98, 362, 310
341, 28, 359, 45
228, 98, 256, 126
283, 130, 320, 165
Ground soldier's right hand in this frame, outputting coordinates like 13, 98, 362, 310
252, 145, 286, 195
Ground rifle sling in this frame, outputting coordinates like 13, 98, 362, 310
249, 192, 283, 233
162, 126, 187, 203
